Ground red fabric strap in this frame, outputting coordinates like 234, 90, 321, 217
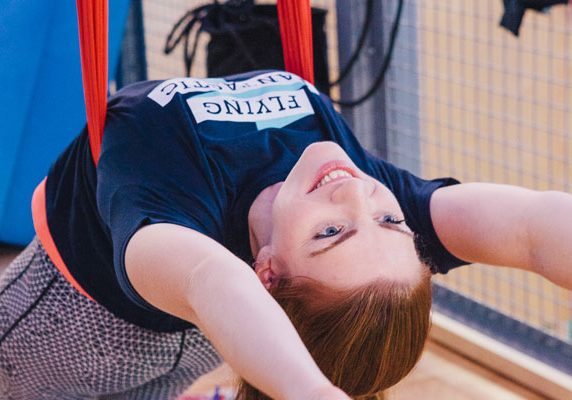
276, 0, 315, 84
76, 0, 108, 165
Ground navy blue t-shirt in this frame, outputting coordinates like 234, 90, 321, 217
45, 70, 467, 332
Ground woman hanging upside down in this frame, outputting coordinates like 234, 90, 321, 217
0, 70, 571, 400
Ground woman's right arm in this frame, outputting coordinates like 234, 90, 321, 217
125, 223, 349, 400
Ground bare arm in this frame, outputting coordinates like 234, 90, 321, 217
430, 182, 572, 289
125, 223, 349, 400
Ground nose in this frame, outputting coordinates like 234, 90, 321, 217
330, 178, 374, 209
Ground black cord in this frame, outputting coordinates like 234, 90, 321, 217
163, 1, 268, 76
329, 0, 374, 87
333, 0, 404, 108
164, 4, 213, 76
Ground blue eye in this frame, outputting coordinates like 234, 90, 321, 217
314, 225, 343, 239
379, 214, 405, 225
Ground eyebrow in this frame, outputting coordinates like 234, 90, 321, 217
308, 224, 413, 258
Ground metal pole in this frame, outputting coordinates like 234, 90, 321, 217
335, 0, 388, 158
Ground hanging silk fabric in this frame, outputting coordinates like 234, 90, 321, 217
277, 0, 315, 85
76, 0, 108, 165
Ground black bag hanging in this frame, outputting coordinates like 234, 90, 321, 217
499, 0, 568, 36
164, 0, 330, 94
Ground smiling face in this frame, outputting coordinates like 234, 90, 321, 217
251, 141, 425, 289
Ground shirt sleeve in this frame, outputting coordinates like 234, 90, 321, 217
365, 151, 469, 274
96, 86, 224, 311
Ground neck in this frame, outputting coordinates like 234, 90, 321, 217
248, 182, 282, 257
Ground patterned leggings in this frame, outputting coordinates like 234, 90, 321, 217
0, 238, 222, 400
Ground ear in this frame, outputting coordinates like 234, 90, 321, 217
254, 245, 279, 290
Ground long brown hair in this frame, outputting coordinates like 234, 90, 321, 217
236, 270, 432, 399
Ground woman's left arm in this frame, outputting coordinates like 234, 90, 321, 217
430, 182, 572, 289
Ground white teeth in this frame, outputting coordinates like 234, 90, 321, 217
315, 169, 352, 190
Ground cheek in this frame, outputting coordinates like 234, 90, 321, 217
272, 198, 302, 237
272, 185, 309, 223
375, 181, 403, 210
271, 197, 311, 252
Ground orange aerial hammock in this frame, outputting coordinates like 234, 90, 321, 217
75, 0, 314, 165
76, 0, 108, 165
276, 0, 315, 85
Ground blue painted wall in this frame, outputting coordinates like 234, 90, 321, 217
0, 1, 131, 245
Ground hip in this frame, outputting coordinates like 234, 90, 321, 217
0, 238, 222, 399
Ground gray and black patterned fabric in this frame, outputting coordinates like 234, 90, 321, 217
0, 238, 222, 400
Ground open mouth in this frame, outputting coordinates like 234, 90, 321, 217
308, 161, 357, 193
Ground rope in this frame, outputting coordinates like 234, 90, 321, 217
76, 0, 108, 165
329, 0, 374, 87
164, 5, 213, 76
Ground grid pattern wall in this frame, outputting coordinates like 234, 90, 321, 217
382, 0, 572, 343
139, 0, 572, 344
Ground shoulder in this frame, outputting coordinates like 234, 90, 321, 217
109, 80, 165, 108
